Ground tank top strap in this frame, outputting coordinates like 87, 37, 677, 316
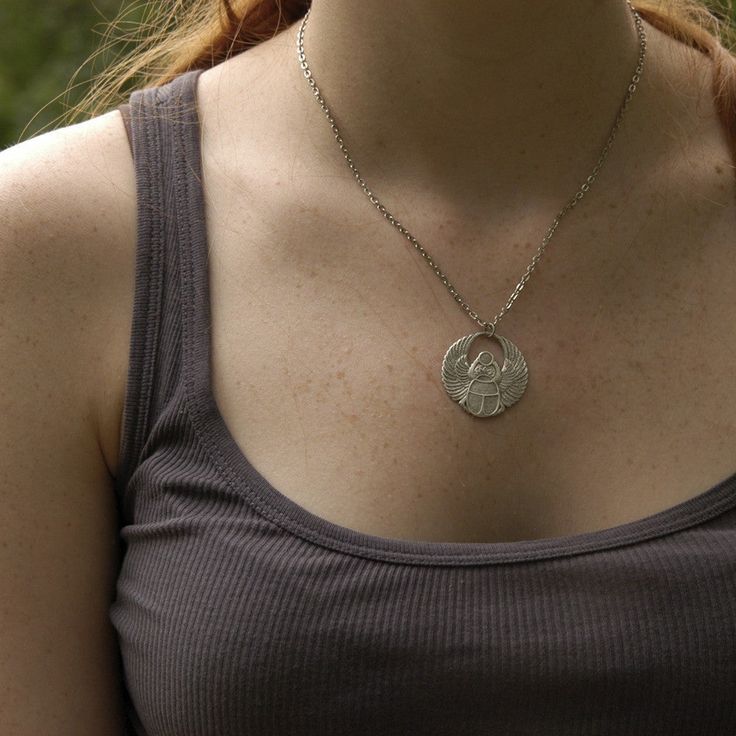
114, 68, 207, 502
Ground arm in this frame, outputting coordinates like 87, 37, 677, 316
0, 113, 135, 735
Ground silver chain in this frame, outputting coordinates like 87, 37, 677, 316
295, 2, 647, 337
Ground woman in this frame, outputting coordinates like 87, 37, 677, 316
1, 0, 735, 733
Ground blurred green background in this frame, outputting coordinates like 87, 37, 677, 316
1, 0, 735, 149
0, 0, 145, 148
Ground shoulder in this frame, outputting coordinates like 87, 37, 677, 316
0, 108, 136, 217
0, 109, 137, 476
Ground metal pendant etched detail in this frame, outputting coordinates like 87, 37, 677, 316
441, 331, 528, 417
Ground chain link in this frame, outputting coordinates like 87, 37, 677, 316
295, 2, 647, 335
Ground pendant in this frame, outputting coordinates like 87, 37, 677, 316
441, 330, 528, 417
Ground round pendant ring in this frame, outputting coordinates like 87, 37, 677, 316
441, 331, 528, 417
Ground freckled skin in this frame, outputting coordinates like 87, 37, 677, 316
98, 18, 736, 544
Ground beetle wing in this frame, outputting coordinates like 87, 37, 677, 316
441, 334, 474, 401
497, 334, 529, 408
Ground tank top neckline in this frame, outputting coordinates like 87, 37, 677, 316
171, 66, 736, 566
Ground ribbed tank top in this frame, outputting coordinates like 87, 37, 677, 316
112, 67, 736, 735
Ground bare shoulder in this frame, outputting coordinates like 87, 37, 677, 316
0, 110, 134, 732
0, 109, 137, 477
0, 108, 136, 218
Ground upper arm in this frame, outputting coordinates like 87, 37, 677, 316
0, 112, 136, 735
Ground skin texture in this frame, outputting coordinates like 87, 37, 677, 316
290, 0, 647, 201
0, 112, 134, 733
174, 12, 736, 543
1, 4, 735, 731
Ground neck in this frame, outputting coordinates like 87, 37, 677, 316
288, 0, 648, 203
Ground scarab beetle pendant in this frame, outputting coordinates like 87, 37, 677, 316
441, 331, 528, 417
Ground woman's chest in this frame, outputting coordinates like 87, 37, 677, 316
201, 154, 736, 545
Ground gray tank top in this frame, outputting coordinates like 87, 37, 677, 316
113, 68, 736, 735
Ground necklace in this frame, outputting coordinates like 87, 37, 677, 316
295, 1, 647, 418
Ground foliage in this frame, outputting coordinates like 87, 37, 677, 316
0, 0, 143, 147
